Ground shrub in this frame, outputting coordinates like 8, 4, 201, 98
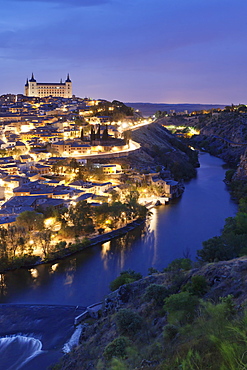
182, 275, 208, 297
163, 324, 179, 342
116, 309, 143, 336
148, 267, 159, 275
110, 270, 142, 291
55, 241, 67, 250
163, 258, 192, 272
164, 292, 199, 325
103, 337, 130, 361
144, 284, 169, 306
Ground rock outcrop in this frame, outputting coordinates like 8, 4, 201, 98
57, 257, 247, 370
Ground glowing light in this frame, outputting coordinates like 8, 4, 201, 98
101, 241, 110, 256
51, 263, 58, 272
30, 268, 38, 278
44, 217, 56, 228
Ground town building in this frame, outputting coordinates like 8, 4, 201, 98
25, 74, 72, 98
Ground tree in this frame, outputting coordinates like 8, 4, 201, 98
16, 211, 44, 232
7, 226, 27, 258
103, 337, 130, 361
144, 284, 169, 306
0, 227, 8, 261
154, 110, 167, 119
68, 200, 93, 236
197, 235, 238, 263
164, 291, 199, 325
163, 258, 192, 272
36, 228, 52, 257
110, 270, 142, 291
182, 275, 208, 297
116, 309, 143, 336
80, 128, 84, 141
96, 124, 101, 140
102, 126, 109, 141
69, 158, 79, 173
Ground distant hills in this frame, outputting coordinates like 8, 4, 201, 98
125, 102, 226, 117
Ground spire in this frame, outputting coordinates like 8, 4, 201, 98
25, 78, 29, 87
29, 73, 36, 82
66, 73, 71, 83
60, 78, 63, 84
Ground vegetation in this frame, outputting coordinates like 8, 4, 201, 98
54, 258, 247, 370
110, 270, 142, 291
116, 309, 143, 336
0, 188, 148, 272
103, 337, 131, 361
144, 284, 169, 306
197, 195, 247, 262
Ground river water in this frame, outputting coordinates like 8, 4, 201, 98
0, 152, 238, 369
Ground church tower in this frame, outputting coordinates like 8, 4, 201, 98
28, 73, 37, 96
65, 73, 72, 98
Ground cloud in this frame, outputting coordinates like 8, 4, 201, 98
8, 0, 112, 6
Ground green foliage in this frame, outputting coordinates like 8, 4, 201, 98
116, 308, 143, 336
103, 337, 130, 361
197, 195, 247, 262
110, 270, 142, 291
229, 179, 247, 201
163, 324, 179, 342
144, 284, 169, 306
148, 267, 159, 275
176, 349, 202, 370
154, 110, 167, 119
164, 258, 192, 272
164, 292, 199, 325
16, 211, 44, 231
55, 241, 67, 250
182, 275, 208, 297
197, 236, 233, 262
109, 358, 127, 370
225, 169, 235, 182
239, 197, 247, 213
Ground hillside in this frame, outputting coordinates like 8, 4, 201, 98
103, 121, 199, 181
125, 103, 225, 117
154, 112, 247, 177
55, 256, 247, 370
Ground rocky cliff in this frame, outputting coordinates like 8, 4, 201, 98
233, 148, 247, 180
127, 122, 199, 180
55, 256, 247, 370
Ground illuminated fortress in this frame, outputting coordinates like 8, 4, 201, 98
25, 73, 72, 98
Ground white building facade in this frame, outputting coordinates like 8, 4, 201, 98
25, 73, 72, 98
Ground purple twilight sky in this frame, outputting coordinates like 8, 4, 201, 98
1, 0, 247, 104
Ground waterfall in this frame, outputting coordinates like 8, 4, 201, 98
63, 324, 83, 353
0, 335, 43, 370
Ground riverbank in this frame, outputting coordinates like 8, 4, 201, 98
0, 153, 237, 308
0, 217, 146, 274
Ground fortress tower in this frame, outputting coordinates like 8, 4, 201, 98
24, 73, 72, 98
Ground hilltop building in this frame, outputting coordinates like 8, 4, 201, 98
25, 73, 72, 98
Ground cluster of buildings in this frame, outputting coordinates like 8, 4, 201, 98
0, 75, 134, 227
0, 158, 121, 228
0, 74, 182, 228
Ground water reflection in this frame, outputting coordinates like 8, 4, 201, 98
0, 274, 7, 296
0, 153, 238, 306
50, 263, 58, 273
30, 269, 38, 279
101, 241, 111, 271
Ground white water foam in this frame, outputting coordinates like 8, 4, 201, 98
0, 335, 43, 370
63, 325, 82, 353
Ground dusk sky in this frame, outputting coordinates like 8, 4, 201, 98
1, 0, 247, 104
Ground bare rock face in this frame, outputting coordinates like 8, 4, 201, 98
233, 148, 247, 180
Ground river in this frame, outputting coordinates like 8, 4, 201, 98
0, 152, 238, 369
